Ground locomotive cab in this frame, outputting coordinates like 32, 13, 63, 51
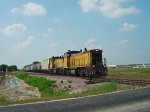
90, 49, 102, 66
88, 49, 107, 76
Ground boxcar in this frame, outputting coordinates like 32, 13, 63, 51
41, 59, 49, 73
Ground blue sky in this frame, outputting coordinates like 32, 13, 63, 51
0, 0, 150, 68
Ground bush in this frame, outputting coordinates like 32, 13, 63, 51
15, 72, 55, 94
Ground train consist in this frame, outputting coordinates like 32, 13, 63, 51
23, 49, 107, 77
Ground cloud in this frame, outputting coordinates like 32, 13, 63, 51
11, 2, 47, 16
119, 39, 128, 44
85, 38, 102, 49
43, 28, 55, 37
78, 0, 98, 12
1, 23, 27, 36
118, 22, 137, 32
15, 36, 34, 49
79, 0, 140, 19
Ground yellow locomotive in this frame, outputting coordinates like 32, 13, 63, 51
49, 49, 107, 77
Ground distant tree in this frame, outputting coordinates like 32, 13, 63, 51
8, 65, 17, 71
0, 64, 9, 72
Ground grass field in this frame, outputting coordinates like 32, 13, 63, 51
108, 68, 150, 81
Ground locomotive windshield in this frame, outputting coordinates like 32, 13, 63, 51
91, 52, 102, 65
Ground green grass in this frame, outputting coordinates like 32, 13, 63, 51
108, 68, 150, 81
109, 68, 150, 75
15, 71, 55, 94
0, 96, 6, 102
86, 81, 117, 94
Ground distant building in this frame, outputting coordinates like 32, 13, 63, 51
107, 63, 150, 69
107, 65, 117, 68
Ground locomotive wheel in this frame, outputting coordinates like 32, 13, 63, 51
66, 69, 70, 76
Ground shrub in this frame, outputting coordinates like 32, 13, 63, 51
15, 72, 55, 94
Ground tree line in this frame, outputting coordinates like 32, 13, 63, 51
0, 64, 17, 73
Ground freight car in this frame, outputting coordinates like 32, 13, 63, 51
32, 62, 41, 72
41, 59, 50, 73
23, 48, 107, 77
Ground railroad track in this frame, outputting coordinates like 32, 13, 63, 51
87, 78, 150, 87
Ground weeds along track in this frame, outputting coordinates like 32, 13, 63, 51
28, 72, 150, 87
90, 78, 150, 87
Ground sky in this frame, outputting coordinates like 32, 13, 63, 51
0, 0, 150, 68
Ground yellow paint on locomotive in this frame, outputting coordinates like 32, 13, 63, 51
63, 52, 91, 68
63, 57, 68, 68
49, 58, 63, 69
70, 52, 91, 68
50, 52, 92, 69
54, 58, 64, 68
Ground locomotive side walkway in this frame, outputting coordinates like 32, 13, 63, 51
0, 87, 150, 112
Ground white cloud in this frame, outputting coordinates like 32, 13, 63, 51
15, 36, 34, 49
11, 2, 47, 16
118, 22, 137, 32
1, 23, 27, 36
79, 0, 140, 19
119, 39, 128, 44
85, 38, 102, 49
79, 0, 98, 12
44, 28, 55, 37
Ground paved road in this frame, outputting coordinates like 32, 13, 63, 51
0, 87, 150, 112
